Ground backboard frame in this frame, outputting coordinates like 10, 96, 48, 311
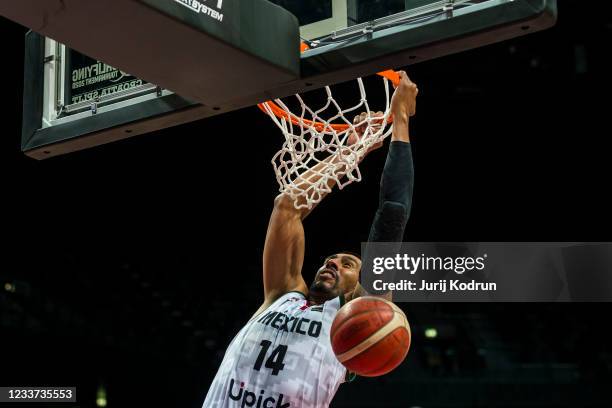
19, 0, 557, 159
299, 0, 558, 77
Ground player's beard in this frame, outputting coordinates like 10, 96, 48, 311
309, 277, 340, 301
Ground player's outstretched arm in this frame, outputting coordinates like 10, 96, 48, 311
346, 71, 418, 302
260, 192, 309, 308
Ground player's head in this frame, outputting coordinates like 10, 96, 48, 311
309, 252, 361, 301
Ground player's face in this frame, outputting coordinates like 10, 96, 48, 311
309, 253, 361, 300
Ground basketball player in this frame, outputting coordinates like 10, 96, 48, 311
203, 71, 417, 407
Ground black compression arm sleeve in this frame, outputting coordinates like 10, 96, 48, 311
367, 141, 414, 242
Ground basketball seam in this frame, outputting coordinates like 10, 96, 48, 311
331, 306, 393, 345
361, 329, 409, 376
335, 311, 408, 363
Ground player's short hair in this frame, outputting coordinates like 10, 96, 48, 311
338, 251, 361, 261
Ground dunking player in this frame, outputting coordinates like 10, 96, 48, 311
203, 71, 417, 407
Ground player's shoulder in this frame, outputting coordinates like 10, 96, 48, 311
271, 290, 348, 306
283, 290, 307, 300
273, 290, 307, 306
268, 290, 308, 308
250, 290, 307, 321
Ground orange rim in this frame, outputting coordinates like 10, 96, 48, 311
258, 43, 401, 133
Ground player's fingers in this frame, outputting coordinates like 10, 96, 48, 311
372, 111, 384, 125
361, 113, 370, 129
401, 71, 416, 88
353, 113, 366, 138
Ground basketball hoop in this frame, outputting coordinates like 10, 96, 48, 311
258, 44, 401, 210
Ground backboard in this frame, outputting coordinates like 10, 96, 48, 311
8, 0, 557, 159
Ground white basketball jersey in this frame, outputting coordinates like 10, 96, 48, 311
203, 291, 351, 408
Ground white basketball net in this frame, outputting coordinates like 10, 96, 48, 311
260, 75, 395, 210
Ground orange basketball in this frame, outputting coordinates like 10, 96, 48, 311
330, 296, 411, 377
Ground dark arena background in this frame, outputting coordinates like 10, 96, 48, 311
1, 1, 612, 407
